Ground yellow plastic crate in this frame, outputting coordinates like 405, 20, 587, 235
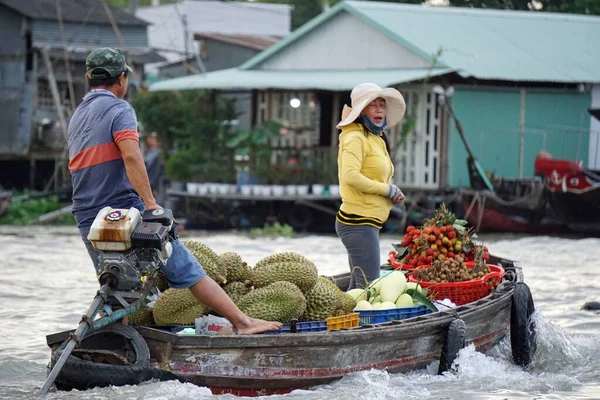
326, 313, 359, 331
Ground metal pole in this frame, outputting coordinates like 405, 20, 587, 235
38, 284, 111, 396
40, 47, 68, 143
519, 89, 526, 178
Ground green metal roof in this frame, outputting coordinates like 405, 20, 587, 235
149, 1, 600, 92
148, 67, 453, 92
241, 1, 600, 84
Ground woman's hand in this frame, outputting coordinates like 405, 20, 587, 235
386, 184, 405, 204
392, 194, 405, 204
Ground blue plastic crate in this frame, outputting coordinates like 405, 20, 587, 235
358, 305, 431, 325
151, 325, 194, 333
263, 320, 328, 335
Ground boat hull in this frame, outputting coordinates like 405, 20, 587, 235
46, 257, 522, 396
141, 287, 512, 395
535, 156, 600, 235
460, 190, 565, 234
545, 189, 600, 235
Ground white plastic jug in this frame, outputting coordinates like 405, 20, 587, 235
87, 207, 142, 251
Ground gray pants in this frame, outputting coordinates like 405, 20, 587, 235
335, 220, 381, 290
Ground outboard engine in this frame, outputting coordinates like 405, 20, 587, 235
87, 207, 175, 291
39, 207, 179, 396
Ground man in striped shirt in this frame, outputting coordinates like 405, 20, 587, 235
67, 47, 281, 334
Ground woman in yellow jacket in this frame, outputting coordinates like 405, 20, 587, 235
335, 83, 406, 289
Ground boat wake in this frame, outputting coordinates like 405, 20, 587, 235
300, 313, 599, 400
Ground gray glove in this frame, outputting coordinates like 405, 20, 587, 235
386, 184, 404, 199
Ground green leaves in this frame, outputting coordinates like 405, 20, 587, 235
226, 120, 282, 155
392, 243, 409, 259
250, 222, 295, 237
407, 288, 438, 312
134, 90, 240, 183
0, 194, 75, 226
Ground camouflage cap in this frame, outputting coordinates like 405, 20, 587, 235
86, 47, 133, 79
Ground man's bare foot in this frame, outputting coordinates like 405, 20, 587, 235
235, 317, 283, 335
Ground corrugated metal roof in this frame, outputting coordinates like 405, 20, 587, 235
194, 33, 282, 51
149, 67, 453, 91
346, 1, 600, 83
241, 0, 600, 84
45, 48, 165, 64
0, 0, 148, 26
136, 1, 291, 65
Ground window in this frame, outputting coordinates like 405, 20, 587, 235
36, 79, 71, 111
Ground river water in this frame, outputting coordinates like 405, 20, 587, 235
1, 226, 599, 400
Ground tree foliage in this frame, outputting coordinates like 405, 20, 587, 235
247, 0, 600, 30
107, 0, 178, 8
133, 90, 239, 182
441, 0, 600, 13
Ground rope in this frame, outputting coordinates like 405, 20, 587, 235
463, 190, 485, 232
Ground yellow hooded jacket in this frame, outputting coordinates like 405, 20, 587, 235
336, 123, 394, 229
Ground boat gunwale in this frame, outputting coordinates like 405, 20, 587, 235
137, 279, 517, 349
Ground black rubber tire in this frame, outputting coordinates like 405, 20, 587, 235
511, 282, 537, 368
51, 324, 163, 391
438, 319, 466, 374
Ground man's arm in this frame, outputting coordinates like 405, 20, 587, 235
117, 138, 159, 210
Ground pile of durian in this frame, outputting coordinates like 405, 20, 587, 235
127, 240, 357, 327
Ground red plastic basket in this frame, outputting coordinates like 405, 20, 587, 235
407, 264, 505, 305
388, 250, 418, 271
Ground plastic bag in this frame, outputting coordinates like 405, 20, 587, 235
195, 314, 234, 336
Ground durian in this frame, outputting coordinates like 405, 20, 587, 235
341, 293, 358, 314
218, 252, 251, 283
152, 288, 208, 325
319, 276, 345, 312
237, 281, 307, 323
254, 252, 314, 269
182, 240, 227, 284
154, 270, 170, 292
128, 305, 154, 326
252, 253, 318, 293
301, 279, 338, 321
223, 281, 252, 305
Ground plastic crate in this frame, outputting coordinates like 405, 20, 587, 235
326, 313, 360, 331
408, 264, 505, 305
263, 320, 328, 335
358, 305, 432, 325
150, 325, 194, 333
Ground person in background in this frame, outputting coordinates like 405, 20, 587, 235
335, 83, 406, 290
143, 132, 166, 205
67, 47, 281, 334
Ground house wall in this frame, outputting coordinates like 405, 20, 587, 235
0, 5, 30, 156
448, 87, 591, 187
156, 58, 198, 78
158, 40, 261, 77
157, 41, 260, 134
203, 40, 261, 72
255, 11, 430, 70
590, 84, 600, 169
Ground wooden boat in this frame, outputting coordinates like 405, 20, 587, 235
461, 108, 600, 235
459, 157, 566, 234
534, 156, 600, 236
45, 254, 536, 397
442, 94, 564, 235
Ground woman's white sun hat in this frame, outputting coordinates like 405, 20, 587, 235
336, 83, 406, 129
